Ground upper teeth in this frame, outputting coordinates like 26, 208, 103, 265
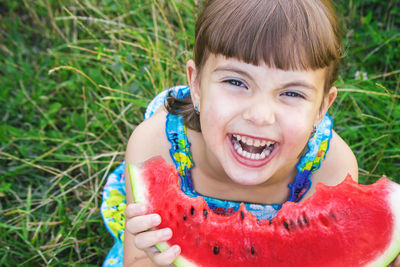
232, 134, 275, 160
233, 134, 274, 147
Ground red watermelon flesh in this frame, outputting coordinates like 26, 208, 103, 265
129, 156, 400, 267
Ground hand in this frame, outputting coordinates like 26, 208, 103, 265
125, 203, 181, 266
389, 254, 400, 267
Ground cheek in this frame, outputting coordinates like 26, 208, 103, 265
200, 100, 239, 150
201, 95, 238, 127
200, 105, 225, 142
281, 115, 313, 152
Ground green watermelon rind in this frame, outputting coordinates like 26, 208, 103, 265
128, 163, 148, 204
155, 242, 197, 267
366, 181, 400, 267
128, 163, 197, 267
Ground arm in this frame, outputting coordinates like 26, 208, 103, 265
123, 111, 181, 267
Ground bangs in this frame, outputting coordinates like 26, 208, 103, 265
194, 0, 342, 71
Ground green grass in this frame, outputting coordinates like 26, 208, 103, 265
0, 0, 399, 265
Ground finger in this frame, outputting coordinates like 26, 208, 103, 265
393, 255, 400, 267
125, 203, 147, 218
126, 213, 161, 234
152, 245, 181, 266
134, 228, 172, 249
389, 256, 400, 267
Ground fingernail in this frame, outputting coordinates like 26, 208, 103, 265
137, 204, 146, 213
152, 214, 161, 225
172, 245, 180, 255
161, 228, 172, 239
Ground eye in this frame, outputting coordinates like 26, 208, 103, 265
281, 91, 305, 99
225, 79, 247, 88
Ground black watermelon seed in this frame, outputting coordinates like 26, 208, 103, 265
190, 206, 195, 215
213, 246, 220, 255
290, 220, 295, 229
330, 212, 336, 220
240, 211, 244, 220
183, 215, 187, 221
303, 215, 309, 225
251, 247, 255, 255
269, 219, 273, 225
203, 209, 208, 218
297, 218, 303, 227
283, 221, 290, 231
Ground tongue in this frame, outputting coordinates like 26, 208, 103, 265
239, 141, 266, 154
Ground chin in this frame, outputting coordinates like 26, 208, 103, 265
226, 168, 268, 186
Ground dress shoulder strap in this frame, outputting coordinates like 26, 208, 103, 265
144, 85, 190, 120
288, 114, 333, 202
165, 112, 194, 177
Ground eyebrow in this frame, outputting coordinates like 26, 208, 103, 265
213, 66, 253, 81
279, 81, 317, 91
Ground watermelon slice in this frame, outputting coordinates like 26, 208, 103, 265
128, 156, 400, 267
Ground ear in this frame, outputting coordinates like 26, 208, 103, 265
186, 59, 201, 112
316, 86, 337, 124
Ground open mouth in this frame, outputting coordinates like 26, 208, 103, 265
230, 134, 277, 161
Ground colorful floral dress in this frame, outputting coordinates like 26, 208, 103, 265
100, 85, 333, 266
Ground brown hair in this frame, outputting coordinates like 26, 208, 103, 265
166, 0, 343, 132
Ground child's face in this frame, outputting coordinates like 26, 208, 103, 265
188, 54, 336, 186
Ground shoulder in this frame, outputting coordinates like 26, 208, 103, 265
301, 130, 358, 201
125, 108, 172, 166
322, 130, 359, 183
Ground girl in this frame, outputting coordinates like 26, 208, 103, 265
101, 0, 400, 266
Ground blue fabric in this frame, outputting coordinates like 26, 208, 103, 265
100, 161, 126, 266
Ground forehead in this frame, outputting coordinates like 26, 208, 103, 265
202, 54, 327, 91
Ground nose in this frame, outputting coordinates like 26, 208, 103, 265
242, 97, 276, 126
